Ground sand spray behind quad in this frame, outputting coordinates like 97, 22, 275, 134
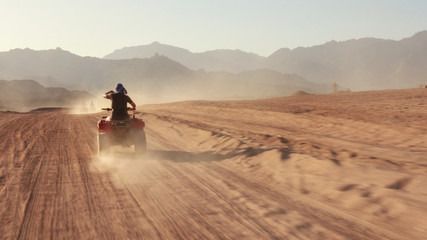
90, 147, 167, 187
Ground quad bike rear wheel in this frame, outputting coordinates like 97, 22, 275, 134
134, 130, 146, 154
98, 133, 110, 155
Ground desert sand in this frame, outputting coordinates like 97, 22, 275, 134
1, 88, 427, 239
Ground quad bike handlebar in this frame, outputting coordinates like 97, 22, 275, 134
101, 107, 137, 118
101, 107, 135, 111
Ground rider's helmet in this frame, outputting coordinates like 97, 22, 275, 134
115, 83, 127, 94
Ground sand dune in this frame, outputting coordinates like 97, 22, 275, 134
0, 89, 426, 239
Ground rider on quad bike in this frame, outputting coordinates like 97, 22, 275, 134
103, 83, 136, 120
98, 83, 146, 155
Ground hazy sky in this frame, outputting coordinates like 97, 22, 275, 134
1, 0, 427, 57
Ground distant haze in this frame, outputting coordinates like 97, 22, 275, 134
0, 49, 325, 106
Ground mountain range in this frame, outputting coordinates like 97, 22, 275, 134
1, 30, 426, 105
104, 42, 264, 74
0, 48, 326, 103
0, 79, 93, 110
104, 31, 427, 90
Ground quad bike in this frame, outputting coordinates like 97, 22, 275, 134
97, 107, 146, 155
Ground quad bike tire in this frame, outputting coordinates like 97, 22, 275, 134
98, 133, 110, 155
134, 130, 147, 154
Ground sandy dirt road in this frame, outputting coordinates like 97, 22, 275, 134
1, 89, 427, 239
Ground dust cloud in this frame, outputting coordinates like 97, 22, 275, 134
69, 100, 101, 114
91, 147, 161, 186
93, 68, 327, 106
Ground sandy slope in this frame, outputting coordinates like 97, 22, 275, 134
1, 89, 427, 239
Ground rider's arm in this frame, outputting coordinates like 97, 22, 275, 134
103, 90, 115, 99
126, 95, 136, 110
130, 101, 136, 110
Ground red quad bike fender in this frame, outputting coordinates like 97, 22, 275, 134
97, 119, 145, 133
97, 107, 145, 133
131, 119, 145, 129
97, 120, 113, 133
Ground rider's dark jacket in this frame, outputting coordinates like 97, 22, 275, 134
106, 92, 133, 120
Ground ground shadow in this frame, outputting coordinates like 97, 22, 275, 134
146, 150, 233, 162
146, 147, 291, 163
